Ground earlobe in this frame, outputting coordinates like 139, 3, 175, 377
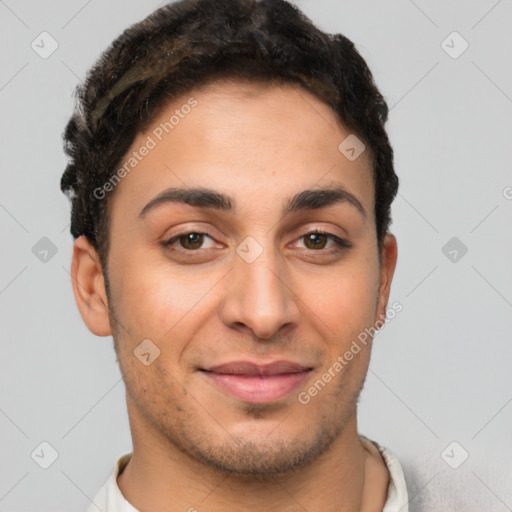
70, 235, 112, 336
376, 233, 398, 323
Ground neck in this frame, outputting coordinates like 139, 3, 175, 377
116, 406, 389, 512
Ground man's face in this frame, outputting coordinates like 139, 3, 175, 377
95, 79, 396, 474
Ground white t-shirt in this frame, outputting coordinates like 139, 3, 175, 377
86, 436, 409, 512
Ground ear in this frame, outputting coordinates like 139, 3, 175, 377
70, 235, 112, 336
375, 233, 398, 325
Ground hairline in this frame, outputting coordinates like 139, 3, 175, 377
95, 76, 382, 278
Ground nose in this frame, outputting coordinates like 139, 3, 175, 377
220, 239, 300, 340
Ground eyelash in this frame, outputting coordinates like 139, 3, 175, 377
162, 228, 351, 254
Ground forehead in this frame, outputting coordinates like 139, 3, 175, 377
109, 79, 375, 222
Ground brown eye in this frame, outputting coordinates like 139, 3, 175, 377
163, 232, 215, 251
297, 230, 350, 251
303, 232, 329, 250
178, 233, 204, 250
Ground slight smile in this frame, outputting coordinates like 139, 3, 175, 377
199, 360, 314, 404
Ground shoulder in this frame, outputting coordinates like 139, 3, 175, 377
360, 435, 410, 512
85, 453, 137, 512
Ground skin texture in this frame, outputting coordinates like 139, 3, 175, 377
71, 79, 397, 511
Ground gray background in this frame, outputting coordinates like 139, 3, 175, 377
1, 0, 511, 510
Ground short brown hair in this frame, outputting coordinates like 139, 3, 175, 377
60, 0, 398, 269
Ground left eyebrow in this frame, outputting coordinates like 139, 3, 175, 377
138, 185, 366, 220
283, 186, 366, 220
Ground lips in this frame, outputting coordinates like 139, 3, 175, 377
204, 360, 312, 376
199, 360, 313, 404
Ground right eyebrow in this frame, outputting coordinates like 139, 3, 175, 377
139, 187, 234, 218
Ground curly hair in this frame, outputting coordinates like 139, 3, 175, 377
60, 0, 398, 270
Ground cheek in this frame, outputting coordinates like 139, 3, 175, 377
296, 262, 380, 341
109, 252, 219, 343
109, 238, 380, 347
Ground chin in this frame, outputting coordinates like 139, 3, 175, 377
182, 414, 345, 477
